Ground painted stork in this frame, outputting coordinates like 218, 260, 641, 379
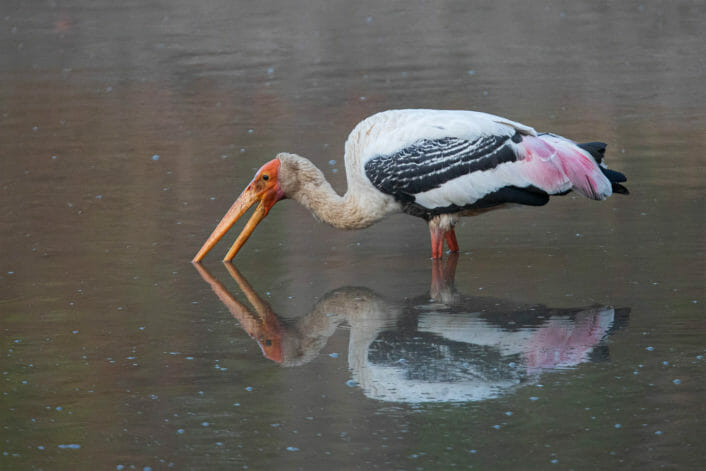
193, 109, 628, 262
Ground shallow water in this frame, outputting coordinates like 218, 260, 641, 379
1, 1, 705, 469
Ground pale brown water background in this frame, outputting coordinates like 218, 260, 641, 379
1, 1, 704, 469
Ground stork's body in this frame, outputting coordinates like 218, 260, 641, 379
193, 109, 628, 262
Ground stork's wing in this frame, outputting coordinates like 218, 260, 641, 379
364, 131, 557, 216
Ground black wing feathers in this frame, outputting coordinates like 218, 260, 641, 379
364, 133, 521, 198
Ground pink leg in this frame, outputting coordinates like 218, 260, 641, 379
444, 228, 459, 253
430, 226, 444, 259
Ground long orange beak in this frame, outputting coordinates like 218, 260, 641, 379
192, 159, 284, 263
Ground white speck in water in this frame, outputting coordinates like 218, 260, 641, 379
614, 423, 622, 429
95, 194, 102, 199
286, 446, 299, 452
646, 346, 655, 351
345, 379, 358, 387
152, 154, 159, 161
365, 16, 373, 24
672, 379, 681, 385
529, 396, 539, 401
51, 155, 57, 159
505, 411, 513, 416
245, 386, 253, 392
328, 160, 336, 166
328, 353, 339, 359
247, 129, 253, 134
177, 429, 184, 434
57, 444, 81, 449
201, 422, 209, 427
655, 430, 663, 435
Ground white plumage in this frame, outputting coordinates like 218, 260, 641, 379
193, 109, 628, 262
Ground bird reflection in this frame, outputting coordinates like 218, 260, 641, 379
193, 256, 628, 403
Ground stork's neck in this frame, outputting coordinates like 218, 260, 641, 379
277, 153, 391, 230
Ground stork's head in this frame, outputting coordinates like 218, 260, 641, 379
192, 158, 286, 262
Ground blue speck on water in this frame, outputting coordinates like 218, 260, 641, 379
529, 396, 539, 401
328, 353, 339, 359
614, 423, 622, 429
469, 449, 477, 454
95, 194, 102, 199
505, 411, 513, 416
177, 429, 184, 434
672, 379, 681, 385
152, 154, 159, 161
467, 69, 476, 75
57, 444, 81, 449
245, 386, 253, 392
646, 346, 655, 351
116, 465, 124, 470
655, 430, 663, 435
345, 379, 358, 388
201, 422, 209, 427
328, 160, 336, 166
286, 446, 299, 452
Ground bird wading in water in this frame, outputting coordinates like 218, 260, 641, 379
192, 109, 628, 262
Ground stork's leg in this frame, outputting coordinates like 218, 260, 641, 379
429, 215, 458, 259
430, 225, 444, 259
444, 228, 459, 253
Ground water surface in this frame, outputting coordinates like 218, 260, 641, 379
1, 1, 704, 469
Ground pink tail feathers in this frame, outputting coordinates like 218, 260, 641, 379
523, 135, 612, 200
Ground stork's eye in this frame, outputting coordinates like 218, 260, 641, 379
262, 174, 270, 181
